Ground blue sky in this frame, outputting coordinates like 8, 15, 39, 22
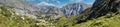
24, 0, 95, 7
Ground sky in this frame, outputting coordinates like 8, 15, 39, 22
24, 0, 95, 7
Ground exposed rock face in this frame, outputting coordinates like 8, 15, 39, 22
61, 3, 84, 16
76, 0, 120, 23
89, 0, 120, 18
33, 6, 64, 19
34, 3, 86, 18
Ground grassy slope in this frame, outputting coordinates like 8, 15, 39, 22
0, 6, 36, 27
52, 13, 120, 27
52, 8, 120, 27
73, 13, 120, 27
0, 5, 55, 27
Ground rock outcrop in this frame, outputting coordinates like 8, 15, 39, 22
88, 0, 120, 18
61, 3, 84, 16
76, 0, 120, 23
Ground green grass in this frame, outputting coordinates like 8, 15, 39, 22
72, 13, 120, 27
50, 10, 120, 27
0, 5, 55, 27
0, 6, 36, 27
0, 4, 120, 27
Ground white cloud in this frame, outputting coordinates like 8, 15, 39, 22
70, 0, 82, 2
37, 2, 55, 6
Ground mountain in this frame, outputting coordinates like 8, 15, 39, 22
61, 3, 84, 16
0, 4, 55, 27
0, 0, 37, 18
31, 3, 88, 18
1, 0, 120, 27
87, 0, 120, 18
32, 6, 64, 18
72, 0, 120, 27
50, 0, 120, 27
75, 0, 120, 23
37, 3, 91, 17
0, 0, 91, 18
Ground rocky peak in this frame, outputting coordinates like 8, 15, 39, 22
61, 3, 84, 16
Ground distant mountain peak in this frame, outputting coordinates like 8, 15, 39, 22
61, 3, 84, 16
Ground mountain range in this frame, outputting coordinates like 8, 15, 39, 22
0, 0, 92, 18
0, 0, 120, 27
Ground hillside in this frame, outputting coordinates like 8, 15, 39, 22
50, 10, 120, 27
73, 12, 120, 27
49, 0, 120, 27
0, 5, 120, 27
0, 0, 120, 27
0, 5, 55, 27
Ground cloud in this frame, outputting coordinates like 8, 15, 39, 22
70, 0, 82, 2
37, 2, 55, 6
